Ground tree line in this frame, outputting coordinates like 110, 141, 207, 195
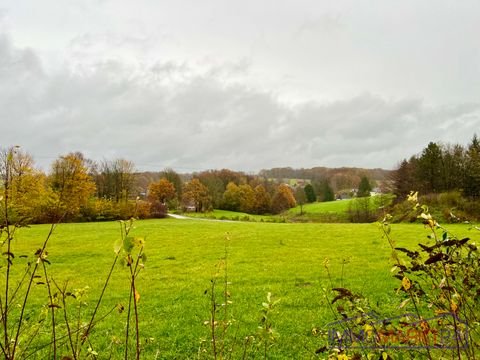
393, 135, 480, 200
0, 147, 338, 223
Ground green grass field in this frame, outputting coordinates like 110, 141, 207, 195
182, 200, 354, 223
288, 199, 352, 222
181, 209, 280, 222
291, 200, 353, 214
9, 218, 475, 358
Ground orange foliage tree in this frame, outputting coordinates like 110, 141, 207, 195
271, 184, 296, 214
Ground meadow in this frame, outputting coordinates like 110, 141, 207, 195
182, 199, 355, 223
10, 218, 475, 358
184, 198, 384, 223
288, 200, 352, 222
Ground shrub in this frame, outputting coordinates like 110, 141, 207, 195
347, 197, 377, 223
378, 192, 480, 358
149, 200, 167, 218
135, 200, 152, 219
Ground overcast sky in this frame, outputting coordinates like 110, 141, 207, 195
1, 1, 479, 172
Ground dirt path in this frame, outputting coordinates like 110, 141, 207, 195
167, 213, 235, 222
167, 213, 191, 220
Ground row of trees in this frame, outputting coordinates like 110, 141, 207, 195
1, 149, 96, 223
2, 145, 375, 223
0, 147, 311, 223
393, 135, 480, 199
148, 177, 298, 215
147, 168, 333, 215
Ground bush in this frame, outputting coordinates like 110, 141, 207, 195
379, 194, 480, 358
135, 200, 152, 219
390, 191, 480, 223
323, 193, 480, 359
149, 200, 167, 218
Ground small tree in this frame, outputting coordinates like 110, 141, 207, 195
304, 183, 316, 203
357, 176, 372, 197
148, 178, 176, 217
294, 186, 307, 214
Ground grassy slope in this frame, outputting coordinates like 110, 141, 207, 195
288, 199, 352, 222
183, 200, 354, 223
11, 219, 474, 358
291, 200, 353, 214
182, 209, 280, 222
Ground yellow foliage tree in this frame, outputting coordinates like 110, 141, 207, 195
238, 184, 255, 213
253, 184, 271, 214
49, 152, 96, 219
182, 178, 211, 212
0, 147, 51, 223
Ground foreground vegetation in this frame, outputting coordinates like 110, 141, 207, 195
6, 217, 477, 358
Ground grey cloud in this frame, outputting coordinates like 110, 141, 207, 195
1, 32, 480, 173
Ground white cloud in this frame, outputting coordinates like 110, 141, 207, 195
1, 1, 480, 173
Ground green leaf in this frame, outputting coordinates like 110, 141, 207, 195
134, 237, 145, 247
114, 239, 122, 254
123, 236, 135, 253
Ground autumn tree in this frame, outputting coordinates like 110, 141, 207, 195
0, 147, 46, 222
294, 186, 307, 214
197, 171, 225, 208
148, 178, 176, 204
222, 182, 241, 211
49, 152, 96, 219
13, 158, 51, 222
271, 184, 296, 214
238, 184, 255, 213
194, 169, 254, 209
253, 184, 271, 214
94, 158, 135, 202
161, 168, 183, 199
304, 183, 316, 203
147, 178, 176, 217
182, 178, 211, 212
